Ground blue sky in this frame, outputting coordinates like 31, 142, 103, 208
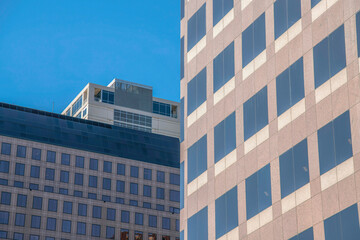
0, 0, 180, 112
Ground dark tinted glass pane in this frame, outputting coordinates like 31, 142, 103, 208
180, 162, 184, 209
340, 204, 360, 240
324, 210, 342, 240
274, 0, 287, 39
46, 151, 56, 162
254, 13, 266, 57
197, 135, 208, 177
223, 0, 233, 15
329, 25, 346, 77
276, 68, 291, 116
242, 24, 254, 68
214, 120, 225, 163
197, 4, 206, 41
187, 141, 198, 183
243, 95, 256, 141
313, 38, 330, 88
213, 50, 224, 92
357, 12, 360, 57
180, 98, 184, 142
181, 0, 184, 20
258, 164, 272, 212
288, 0, 301, 28
224, 42, 235, 83
246, 172, 258, 219
187, 10, 197, 51
1, 143, 11, 155
256, 87, 268, 131
213, 0, 223, 26
188, 73, 198, 115
226, 186, 238, 233
215, 192, 227, 238
197, 68, 207, 108
293, 139, 310, 190
181, 37, 184, 79
225, 112, 236, 156
290, 57, 305, 106
280, 149, 295, 198
117, 163, 125, 175
318, 122, 336, 175
333, 111, 353, 165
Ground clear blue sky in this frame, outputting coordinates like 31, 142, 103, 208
0, 0, 180, 113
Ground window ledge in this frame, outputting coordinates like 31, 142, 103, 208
218, 226, 239, 240
213, 9, 234, 38
321, 157, 354, 191
214, 149, 237, 176
315, 68, 347, 104
244, 125, 269, 155
247, 206, 273, 234
187, 101, 207, 127
312, 0, 338, 22
281, 183, 311, 214
242, 50, 267, 81
241, 0, 254, 10
278, 99, 305, 131
187, 36, 206, 63
275, 20, 302, 53
187, 171, 208, 196
214, 77, 235, 105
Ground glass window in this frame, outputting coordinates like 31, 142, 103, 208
130, 200, 138, 206
181, 36, 184, 80
30, 235, 39, 240
246, 164, 272, 220
16, 145, 26, 158
130, 183, 138, 195
17, 194, 27, 207
170, 190, 180, 202
116, 180, 125, 192
357, 11, 360, 57
162, 217, 171, 230
215, 186, 238, 238
13, 232, 23, 240
213, 0, 233, 26
102, 195, 111, 202
171, 207, 180, 214
75, 156, 84, 168
88, 193, 97, 199
116, 197, 125, 204
157, 171, 165, 182
63, 201, 73, 214
242, 13, 266, 67
313, 25, 346, 88
31, 215, 41, 229
180, 162, 185, 209
103, 161, 112, 173
187, 3, 206, 51
187, 207, 208, 239
117, 163, 125, 175
75, 173, 84, 185
106, 226, 115, 239
46, 217, 56, 231
131, 166, 139, 178
1, 143, 11, 155
62, 220, 71, 233
93, 206, 102, 219
60, 170, 69, 183
61, 153, 70, 165
32, 196, 42, 210
143, 185, 152, 197
74, 190, 82, 197
103, 178, 111, 190
318, 111, 353, 175
59, 188, 68, 195
135, 213, 143, 225
214, 111, 236, 163
0, 211, 9, 224
243, 86, 268, 141
324, 204, 360, 240
121, 210, 130, 223
92, 224, 101, 237
149, 215, 157, 228
45, 168, 55, 180
15, 213, 25, 227
48, 199, 58, 212
44, 185, 54, 193
157, 187, 165, 200
90, 158, 98, 170
0, 160, 9, 173
311, 0, 321, 8
15, 163, 25, 176
213, 42, 235, 93
188, 67, 207, 115
156, 204, 165, 211
89, 175, 98, 188
274, 0, 301, 39
280, 139, 310, 198
29, 183, 38, 190
187, 135, 207, 183
107, 208, 116, 221
30, 165, 40, 178
0, 179, 8, 186
32, 148, 41, 160
144, 168, 152, 180
289, 227, 313, 240
143, 202, 151, 209
14, 181, 24, 188
77, 222, 86, 235
78, 203, 87, 216
276, 57, 305, 116
180, 97, 184, 142
46, 150, 56, 163
170, 173, 180, 185
0, 231, 6, 239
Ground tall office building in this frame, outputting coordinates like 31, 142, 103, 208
61, 79, 180, 138
180, 0, 360, 239
0, 103, 180, 240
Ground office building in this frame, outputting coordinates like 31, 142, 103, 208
0, 103, 180, 240
61, 79, 180, 138
180, 0, 360, 239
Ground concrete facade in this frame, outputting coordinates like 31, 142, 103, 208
180, 0, 360, 239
